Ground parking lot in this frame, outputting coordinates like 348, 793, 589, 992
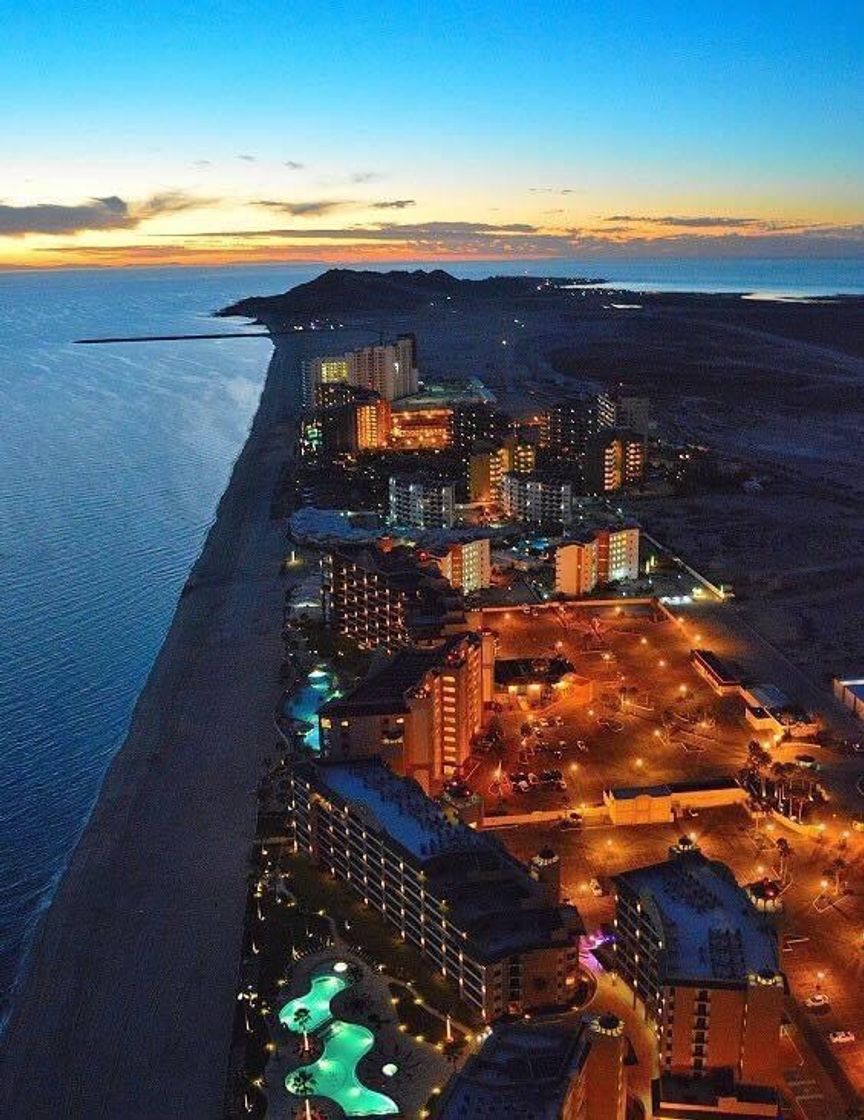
467, 602, 751, 812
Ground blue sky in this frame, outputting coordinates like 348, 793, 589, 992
2, 0, 863, 265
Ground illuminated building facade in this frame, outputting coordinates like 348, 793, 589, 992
502, 472, 574, 526
388, 474, 456, 529
389, 404, 453, 449
286, 757, 583, 1020
544, 399, 601, 457
584, 430, 645, 492
303, 335, 418, 405
555, 535, 598, 596
318, 632, 493, 790
595, 526, 640, 583
612, 845, 784, 1118
321, 543, 464, 650
425, 538, 492, 593
468, 444, 508, 503
598, 387, 652, 437
450, 402, 508, 450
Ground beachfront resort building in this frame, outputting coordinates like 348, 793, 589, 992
321, 542, 464, 650
612, 843, 785, 1118
303, 334, 418, 405
318, 632, 494, 791
387, 474, 456, 529
598, 387, 652, 437
286, 757, 584, 1020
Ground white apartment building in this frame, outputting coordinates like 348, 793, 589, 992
502, 473, 574, 526
388, 475, 456, 529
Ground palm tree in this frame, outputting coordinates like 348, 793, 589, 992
826, 857, 848, 896
293, 1007, 312, 1054
775, 837, 793, 883
288, 1069, 317, 1120
747, 741, 771, 796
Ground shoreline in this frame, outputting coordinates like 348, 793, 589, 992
0, 334, 300, 1117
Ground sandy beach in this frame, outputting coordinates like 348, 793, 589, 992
0, 338, 300, 1118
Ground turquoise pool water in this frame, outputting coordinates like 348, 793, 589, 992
279, 972, 349, 1034
286, 668, 339, 752
287, 1020, 398, 1117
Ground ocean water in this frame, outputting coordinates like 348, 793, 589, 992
0, 257, 862, 1017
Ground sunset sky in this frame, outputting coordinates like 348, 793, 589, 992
3, 1, 863, 268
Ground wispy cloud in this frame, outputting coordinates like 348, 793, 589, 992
371, 199, 416, 210
0, 192, 214, 237
284, 160, 305, 170
350, 171, 383, 184
530, 187, 577, 195
254, 199, 353, 217
605, 214, 762, 228
238, 154, 257, 162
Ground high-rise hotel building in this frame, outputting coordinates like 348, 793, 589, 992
612, 842, 784, 1118
321, 543, 464, 650
318, 632, 494, 792
303, 334, 418, 405
286, 757, 583, 1021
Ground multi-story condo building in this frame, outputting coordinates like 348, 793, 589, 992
612, 843, 785, 1118
303, 335, 418, 405
467, 443, 508, 503
555, 534, 598, 596
286, 757, 584, 1020
502, 472, 574, 526
583, 430, 645, 492
349, 334, 418, 400
595, 526, 640, 584
450, 402, 508, 451
424, 538, 492, 593
544, 399, 601, 457
436, 1015, 628, 1120
388, 474, 456, 529
597, 387, 652, 437
318, 632, 493, 791
321, 543, 464, 650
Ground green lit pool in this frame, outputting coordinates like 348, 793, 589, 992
287, 1020, 398, 1116
279, 972, 349, 1034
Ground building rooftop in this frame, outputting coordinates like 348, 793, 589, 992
691, 648, 742, 686
614, 850, 780, 984
305, 758, 583, 959
320, 635, 478, 718
436, 1020, 592, 1120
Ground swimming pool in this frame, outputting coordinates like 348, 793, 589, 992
287, 1020, 398, 1116
286, 668, 339, 752
279, 972, 349, 1034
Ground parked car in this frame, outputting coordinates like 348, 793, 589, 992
558, 813, 583, 832
589, 878, 605, 897
804, 993, 829, 1009
829, 1030, 856, 1044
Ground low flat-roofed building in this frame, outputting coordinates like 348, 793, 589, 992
287, 759, 584, 1020
690, 649, 742, 696
604, 778, 747, 826
436, 1013, 628, 1120
613, 845, 784, 1108
834, 676, 864, 719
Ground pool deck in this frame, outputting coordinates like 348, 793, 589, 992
273, 953, 450, 1119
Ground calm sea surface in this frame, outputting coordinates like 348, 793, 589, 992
1, 257, 863, 1015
